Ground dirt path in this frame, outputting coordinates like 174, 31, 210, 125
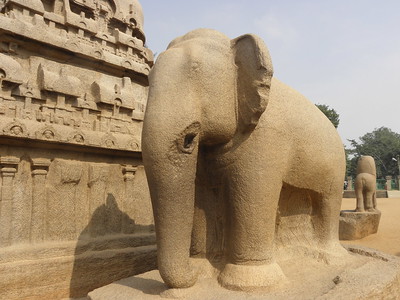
340, 198, 400, 256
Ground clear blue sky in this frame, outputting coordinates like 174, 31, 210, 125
140, 1, 400, 146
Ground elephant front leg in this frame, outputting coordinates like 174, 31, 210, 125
218, 175, 286, 291
372, 192, 377, 209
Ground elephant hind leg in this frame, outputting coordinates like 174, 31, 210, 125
355, 187, 365, 212
364, 190, 375, 212
218, 171, 286, 291
312, 188, 349, 260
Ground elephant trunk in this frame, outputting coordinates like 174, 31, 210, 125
152, 175, 198, 288
142, 122, 200, 288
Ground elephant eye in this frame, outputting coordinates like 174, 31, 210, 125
176, 122, 201, 154
179, 133, 197, 154
184, 133, 196, 149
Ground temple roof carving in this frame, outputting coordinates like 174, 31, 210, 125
0, 0, 151, 153
0, 0, 152, 75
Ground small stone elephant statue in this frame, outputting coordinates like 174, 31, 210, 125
354, 155, 377, 212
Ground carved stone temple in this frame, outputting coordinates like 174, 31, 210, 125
0, 0, 156, 299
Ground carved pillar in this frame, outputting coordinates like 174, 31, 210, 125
30, 158, 51, 243
0, 156, 19, 246
386, 176, 392, 191
122, 165, 137, 233
24, 96, 32, 109
123, 165, 137, 181
56, 94, 65, 108
23, 96, 33, 120
346, 176, 353, 190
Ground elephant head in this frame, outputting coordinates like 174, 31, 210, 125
356, 155, 377, 176
142, 29, 273, 288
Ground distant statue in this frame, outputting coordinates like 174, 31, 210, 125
354, 156, 377, 212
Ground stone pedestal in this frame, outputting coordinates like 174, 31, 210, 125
339, 210, 381, 240
87, 246, 400, 300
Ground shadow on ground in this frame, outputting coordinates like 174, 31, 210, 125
115, 276, 167, 295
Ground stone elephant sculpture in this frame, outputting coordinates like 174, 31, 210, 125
354, 155, 377, 212
142, 29, 347, 291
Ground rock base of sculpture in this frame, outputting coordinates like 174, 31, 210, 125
0, 234, 157, 300
342, 190, 387, 198
339, 210, 381, 240
87, 246, 400, 300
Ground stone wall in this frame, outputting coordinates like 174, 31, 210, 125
0, 1, 156, 299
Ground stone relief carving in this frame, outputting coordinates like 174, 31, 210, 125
0, 0, 153, 152
3, 120, 27, 137
68, 130, 86, 144
0, 1, 155, 298
0, 155, 149, 245
38, 64, 82, 98
35, 125, 60, 141
101, 132, 118, 148
127, 138, 140, 151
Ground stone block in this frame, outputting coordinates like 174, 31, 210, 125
339, 210, 381, 240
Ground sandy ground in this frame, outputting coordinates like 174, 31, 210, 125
340, 198, 400, 257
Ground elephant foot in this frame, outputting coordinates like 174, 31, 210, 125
160, 287, 194, 299
190, 257, 221, 279
355, 208, 365, 212
366, 208, 378, 212
159, 261, 198, 289
218, 262, 287, 291
318, 242, 352, 265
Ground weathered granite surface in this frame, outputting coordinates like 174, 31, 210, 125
88, 246, 400, 300
0, 1, 156, 299
339, 210, 381, 240
0, 0, 153, 151
142, 28, 347, 292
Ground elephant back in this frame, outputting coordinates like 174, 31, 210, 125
356, 155, 376, 176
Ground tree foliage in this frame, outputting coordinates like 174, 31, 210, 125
315, 104, 340, 128
347, 127, 400, 178
345, 147, 356, 178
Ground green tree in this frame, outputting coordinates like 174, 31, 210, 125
345, 147, 357, 177
347, 127, 400, 178
315, 104, 340, 128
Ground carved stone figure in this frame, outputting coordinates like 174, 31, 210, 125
339, 155, 380, 240
354, 155, 377, 212
10, 125, 22, 135
142, 29, 347, 291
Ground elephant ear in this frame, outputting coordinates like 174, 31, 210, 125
232, 34, 273, 132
